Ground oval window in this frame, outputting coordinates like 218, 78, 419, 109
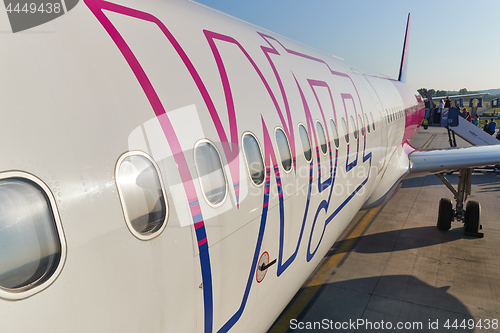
243, 133, 265, 186
0, 172, 65, 299
330, 119, 340, 149
195, 142, 228, 206
316, 121, 328, 155
340, 117, 349, 144
359, 114, 365, 136
275, 128, 292, 172
365, 113, 371, 134
350, 116, 358, 140
116, 152, 168, 240
370, 112, 376, 131
298, 124, 312, 162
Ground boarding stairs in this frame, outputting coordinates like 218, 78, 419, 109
449, 115, 499, 146
426, 107, 500, 147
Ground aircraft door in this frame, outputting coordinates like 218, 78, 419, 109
357, 73, 388, 173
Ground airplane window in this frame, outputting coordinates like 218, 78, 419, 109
359, 115, 365, 136
340, 117, 349, 144
370, 113, 375, 131
243, 133, 265, 186
195, 142, 228, 206
350, 116, 358, 140
298, 124, 312, 162
330, 119, 340, 148
117, 152, 168, 239
0, 173, 65, 297
365, 114, 371, 134
316, 121, 328, 155
275, 128, 293, 172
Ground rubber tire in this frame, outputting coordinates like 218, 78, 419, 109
437, 198, 453, 230
464, 201, 481, 234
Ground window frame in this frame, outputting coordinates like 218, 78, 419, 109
370, 112, 376, 131
115, 151, 169, 241
274, 127, 293, 174
329, 118, 340, 149
364, 113, 371, 134
350, 115, 358, 140
242, 131, 266, 187
193, 140, 229, 208
315, 120, 328, 155
297, 123, 313, 163
340, 116, 349, 144
358, 114, 365, 136
0, 171, 67, 301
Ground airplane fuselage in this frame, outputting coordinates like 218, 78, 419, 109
0, 0, 424, 332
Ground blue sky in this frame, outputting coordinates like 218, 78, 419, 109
195, 0, 500, 91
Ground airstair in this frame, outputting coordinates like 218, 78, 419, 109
449, 115, 499, 146
426, 107, 500, 147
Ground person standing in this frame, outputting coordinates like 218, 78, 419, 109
435, 99, 444, 124
459, 108, 467, 119
464, 108, 471, 122
444, 97, 452, 108
487, 118, 497, 135
472, 114, 479, 126
483, 119, 489, 132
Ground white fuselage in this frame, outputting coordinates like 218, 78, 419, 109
0, 0, 424, 332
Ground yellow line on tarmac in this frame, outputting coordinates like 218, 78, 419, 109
422, 134, 436, 149
268, 206, 382, 333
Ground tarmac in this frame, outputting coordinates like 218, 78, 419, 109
268, 126, 500, 333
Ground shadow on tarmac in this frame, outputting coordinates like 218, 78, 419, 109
343, 226, 477, 255
325, 225, 477, 256
275, 275, 473, 333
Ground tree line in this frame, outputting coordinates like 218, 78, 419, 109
417, 88, 480, 97
417, 88, 500, 102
